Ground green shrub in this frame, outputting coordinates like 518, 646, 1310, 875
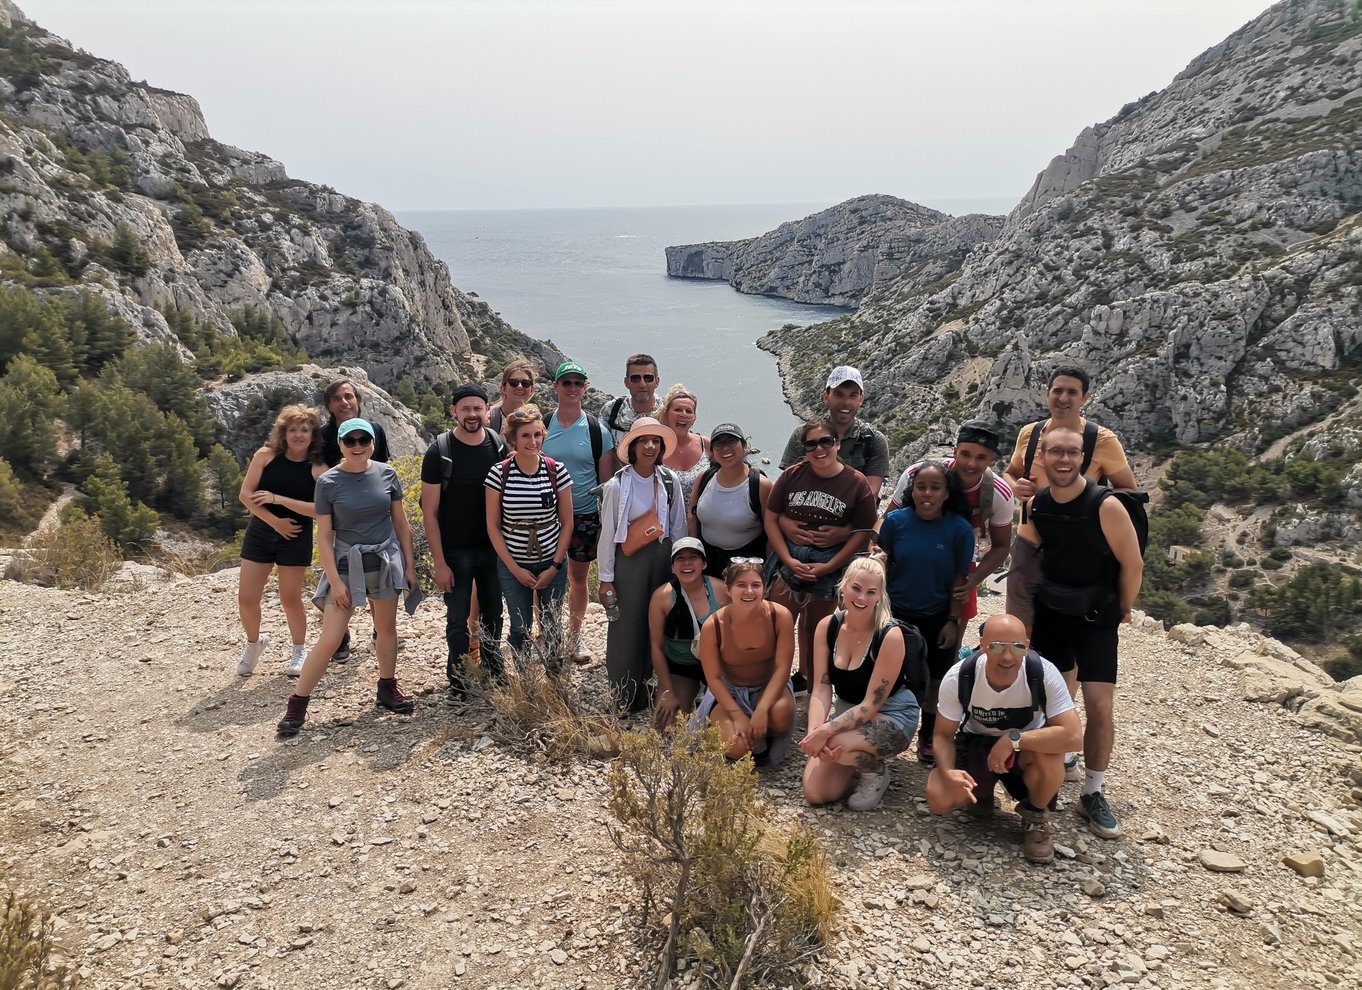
1229, 569, 1260, 589
0, 456, 39, 538
10, 506, 121, 590
81, 452, 159, 552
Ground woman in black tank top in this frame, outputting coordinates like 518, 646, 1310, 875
236, 405, 326, 679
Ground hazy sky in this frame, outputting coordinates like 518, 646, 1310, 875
18, 0, 1273, 211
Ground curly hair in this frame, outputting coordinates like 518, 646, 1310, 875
267, 405, 323, 462
905, 460, 970, 519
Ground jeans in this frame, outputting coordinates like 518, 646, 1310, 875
443, 543, 504, 682
496, 558, 568, 659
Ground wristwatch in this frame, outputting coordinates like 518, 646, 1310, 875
1008, 729, 1022, 753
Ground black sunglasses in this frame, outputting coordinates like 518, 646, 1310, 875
341, 434, 373, 447
628, 373, 657, 384
558, 378, 587, 388
803, 436, 837, 451
506, 378, 534, 388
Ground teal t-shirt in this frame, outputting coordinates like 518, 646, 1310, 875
543, 411, 599, 514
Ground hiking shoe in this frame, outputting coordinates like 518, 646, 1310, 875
332, 632, 351, 663
287, 644, 307, 677
237, 634, 268, 677
277, 694, 309, 737
467, 639, 481, 666
846, 764, 891, 811
376, 679, 415, 715
1064, 753, 1082, 782
916, 730, 935, 767
1078, 791, 1121, 839
790, 672, 809, 698
966, 786, 997, 820
1018, 802, 1055, 864
571, 639, 592, 665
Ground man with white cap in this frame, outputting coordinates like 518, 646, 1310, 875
779, 366, 891, 500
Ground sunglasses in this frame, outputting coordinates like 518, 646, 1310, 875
341, 434, 373, 447
986, 641, 1028, 654
729, 557, 764, 565
557, 378, 586, 388
628, 373, 657, 384
506, 378, 534, 389
803, 436, 837, 451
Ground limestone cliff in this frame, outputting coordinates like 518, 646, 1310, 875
0, 0, 561, 399
759, 0, 1362, 459
665, 194, 1003, 307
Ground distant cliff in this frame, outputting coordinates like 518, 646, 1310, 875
665, 194, 1003, 307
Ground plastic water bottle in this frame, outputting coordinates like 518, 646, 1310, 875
603, 588, 622, 622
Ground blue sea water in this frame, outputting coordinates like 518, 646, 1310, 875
397, 198, 1015, 460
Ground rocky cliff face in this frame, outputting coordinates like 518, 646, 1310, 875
0, 0, 560, 398
665, 194, 1003, 307
759, 0, 1362, 458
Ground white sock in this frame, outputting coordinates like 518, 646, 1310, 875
1082, 769, 1105, 796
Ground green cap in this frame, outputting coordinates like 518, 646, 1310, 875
554, 360, 587, 381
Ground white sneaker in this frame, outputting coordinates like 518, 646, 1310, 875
571, 639, 591, 665
846, 763, 891, 811
1064, 754, 1082, 782
287, 644, 307, 678
237, 634, 268, 677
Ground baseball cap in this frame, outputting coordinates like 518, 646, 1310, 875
337, 417, 373, 439
710, 422, 746, 443
826, 366, 864, 391
554, 360, 587, 382
957, 420, 1001, 454
671, 537, 706, 559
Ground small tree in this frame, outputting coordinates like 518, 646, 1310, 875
82, 452, 159, 553
0, 354, 64, 476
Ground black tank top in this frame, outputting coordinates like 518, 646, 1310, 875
259, 454, 317, 523
1030, 480, 1111, 587
825, 612, 911, 704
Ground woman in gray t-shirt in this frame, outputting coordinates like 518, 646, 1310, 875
278, 417, 418, 737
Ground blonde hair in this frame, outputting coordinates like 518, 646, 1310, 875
837, 556, 892, 630
502, 402, 544, 443
657, 383, 698, 429
267, 404, 322, 461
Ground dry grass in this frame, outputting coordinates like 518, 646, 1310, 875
5, 513, 120, 591
0, 890, 79, 989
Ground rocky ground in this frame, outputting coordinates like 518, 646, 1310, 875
2, 572, 1361, 990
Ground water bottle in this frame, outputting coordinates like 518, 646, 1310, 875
603, 588, 622, 622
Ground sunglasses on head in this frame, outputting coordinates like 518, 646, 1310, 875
803, 435, 837, 451
557, 378, 586, 388
729, 557, 764, 565
341, 433, 373, 447
506, 378, 533, 388
628, 373, 657, 384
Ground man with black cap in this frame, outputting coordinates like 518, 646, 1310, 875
779, 365, 891, 499
420, 383, 509, 700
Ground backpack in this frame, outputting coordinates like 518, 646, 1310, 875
690, 463, 763, 540
593, 465, 678, 512
956, 650, 1047, 727
1032, 480, 1150, 557
436, 429, 507, 495
495, 455, 562, 530
545, 407, 605, 465
824, 611, 929, 704
603, 397, 631, 438
1022, 418, 1098, 480
1020, 419, 1149, 549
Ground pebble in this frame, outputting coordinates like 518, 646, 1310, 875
1283, 852, 1325, 878
1081, 879, 1106, 898
1198, 850, 1247, 873
550, 949, 568, 965
1219, 890, 1254, 914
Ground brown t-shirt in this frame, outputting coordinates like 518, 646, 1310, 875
768, 461, 877, 530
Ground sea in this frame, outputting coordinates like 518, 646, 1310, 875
397, 198, 1016, 461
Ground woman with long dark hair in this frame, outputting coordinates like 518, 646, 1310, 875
647, 537, 729, 728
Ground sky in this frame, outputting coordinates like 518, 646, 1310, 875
16, 0, 1275, 211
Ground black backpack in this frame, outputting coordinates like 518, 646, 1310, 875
824, 611, 929, 704
543, 408, 605, 466
1021, 419, 1149, 552
956, 650, 1047, 724
436, 429, 507, 493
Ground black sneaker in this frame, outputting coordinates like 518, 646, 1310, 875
376, 680, 415, 715
1078, 791, 1121, 839
332, 632, 351, 663
789, 672, 808, 698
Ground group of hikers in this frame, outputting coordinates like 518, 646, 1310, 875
235, 354, 1146, 864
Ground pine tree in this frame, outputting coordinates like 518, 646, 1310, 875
0, 456, 38, 537
21, 320, 77, 386
0, 354, 63, 476
157, 413, 205, 518
205, 444, 243, 513
108, 223, 150, 277
82, 451, 159, 552
88, 378, 161, 503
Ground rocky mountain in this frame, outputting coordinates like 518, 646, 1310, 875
758, 0, 1361, 459
665, 194, 1003, 307
0, 0, 562, 411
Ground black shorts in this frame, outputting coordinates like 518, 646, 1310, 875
567, 512, 601, 564
1030, 606, 1119, 684
894, 608, 956, 681
955, 733, 1056, 810
241, 518, 313, 568
666, 656, 707, 686
700, 533, 767, 579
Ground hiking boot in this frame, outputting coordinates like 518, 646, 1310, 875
916, 729, 935, 767
1018, 802, 1055, 864
571, 639, 592, 665
287, 644, 307, 678
1064, 753, 1082, 782
376, 678, 414, 715
846, 763, 891, 811
237, 634, 268, 677
1078, 790, 1121, 839
789, 672, 809, 698
332, 632, 351, 663
467, 638, 482, 666
277, 694, 309, 737
966, 785, 997, 819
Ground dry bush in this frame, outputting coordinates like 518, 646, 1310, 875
148, 538, 238, 577
0, 890, 79, 989
607, 723, 837, 989
7, 512, 120, 591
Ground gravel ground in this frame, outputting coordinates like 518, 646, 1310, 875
1, 572, 1360, 990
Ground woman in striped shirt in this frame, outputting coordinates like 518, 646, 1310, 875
485, 405, 574, 667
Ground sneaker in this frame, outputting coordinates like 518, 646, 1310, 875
571, 639, 592, 665
846, 764, 891, 811
287, 644, 306, 678
966, 786, 997, 819
1018, 802, 1055, 863
276, 694, 309, 737
467, 639, 481, 666
376, 679, 415, 715
1064, 753, 1082, 782
332, 632, 351, 663
916, 730, 935, 767
789, 672, 809, 698
237, 634, 268, 677
1078, 790, 1121, 839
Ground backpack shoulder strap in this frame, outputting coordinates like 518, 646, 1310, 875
694, 463, 721, 503
657, 466, 676, 504
605, 397, 626, 433
543, 455, 559, 491
437, 431, 454, 489
977, 466, 995, 529
491, 431, 508, 457
586, 414, 604, 464
957, 652, 980, 723
1081, 421, 1099, 477
1024, 652, 1047, 713
748, 467, 762, 518
1021, 418, 1047, 478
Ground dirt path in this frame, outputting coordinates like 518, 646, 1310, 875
22, 482, 76, 546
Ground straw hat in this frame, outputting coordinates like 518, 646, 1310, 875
616, 416, 677, 461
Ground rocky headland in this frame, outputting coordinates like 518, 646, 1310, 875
664, 194, 1003, 307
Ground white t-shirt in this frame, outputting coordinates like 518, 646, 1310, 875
937, 652, 1074, 735
889, 457, 1015, 530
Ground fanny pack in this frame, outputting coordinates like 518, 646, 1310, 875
622, 509, 663, 556
1035, 578, 1113, 620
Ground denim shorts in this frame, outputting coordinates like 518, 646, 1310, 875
831, 688, 920, 750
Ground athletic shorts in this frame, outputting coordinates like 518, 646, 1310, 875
241, 518, 312, 568
1029, 606, 1119, 684
828, 691, 919, 755
665, 654, 707, 686
567, 512, 601, 564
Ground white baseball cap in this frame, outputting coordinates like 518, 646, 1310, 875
826, 366, 864, 391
